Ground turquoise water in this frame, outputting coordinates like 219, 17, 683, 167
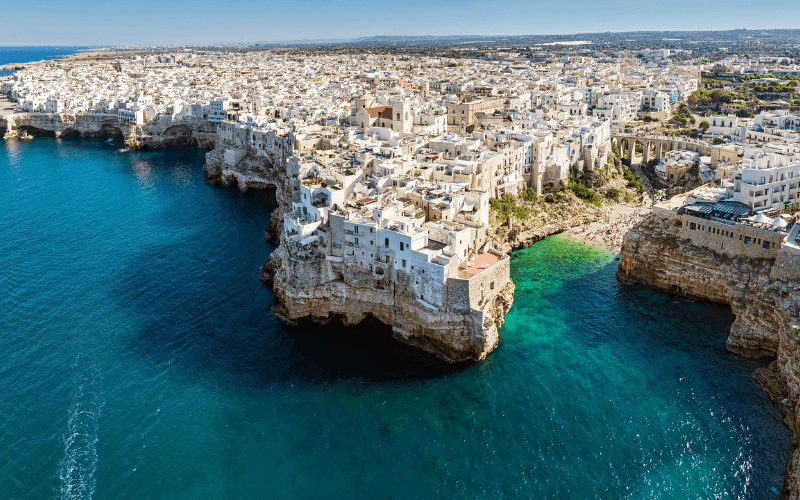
0, 137, 789, 499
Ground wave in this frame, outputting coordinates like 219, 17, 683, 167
56, 361, 104, 500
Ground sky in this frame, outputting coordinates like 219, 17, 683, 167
3, 0, 800, 46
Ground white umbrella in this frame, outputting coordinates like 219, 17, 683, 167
751, 213, 771, 224
770, 217, 789, 228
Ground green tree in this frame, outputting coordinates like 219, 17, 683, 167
611, 141, 621, 158
699, 120, 710, 133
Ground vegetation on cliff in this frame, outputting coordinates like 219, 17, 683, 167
486, 165, 643, 251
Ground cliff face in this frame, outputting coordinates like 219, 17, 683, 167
263, 247, 514, 363
1, 112, 216, 148
618, 213, 800, 498
497, 211, 604, 253
205, 146, 514, 363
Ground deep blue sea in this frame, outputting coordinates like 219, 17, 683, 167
0, 137, 790, 499
0, 46, 91, 77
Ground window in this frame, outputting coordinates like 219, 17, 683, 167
402, 259, 406, 268
385, 238, 389, 247
763, 240, 771, 249
385, 255, 390, 263
400, 242, 405, 251
490, 282, 495, 290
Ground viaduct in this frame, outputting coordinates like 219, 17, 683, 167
610, 133, 740, 166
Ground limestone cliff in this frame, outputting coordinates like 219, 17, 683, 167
496, 210, 604, 253
204, 146, 515, 363
618, 212, 800, 498
263, 246, 514, 363
1, 112, 216, 148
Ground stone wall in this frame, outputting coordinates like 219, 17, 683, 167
465, 255, 512, 310
679, 214, 784, 260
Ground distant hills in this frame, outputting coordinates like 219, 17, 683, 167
250, 29, 800, 46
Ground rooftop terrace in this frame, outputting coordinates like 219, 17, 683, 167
458, 251, 505, 279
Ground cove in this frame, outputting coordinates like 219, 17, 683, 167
0, 137, 789, 499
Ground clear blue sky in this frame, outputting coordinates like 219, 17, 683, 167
4, 0, 800, 46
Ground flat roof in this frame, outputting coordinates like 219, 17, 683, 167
458, 252, 503, 279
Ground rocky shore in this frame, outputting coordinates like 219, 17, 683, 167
618, 211, 800, 498
1, 109, 216, 149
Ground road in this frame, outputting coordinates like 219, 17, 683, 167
629, 161, 655, 208
0, 96, 17, 117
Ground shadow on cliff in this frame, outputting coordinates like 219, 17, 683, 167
108, 156, 465, 393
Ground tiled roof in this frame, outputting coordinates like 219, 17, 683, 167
364, 105, 391, 118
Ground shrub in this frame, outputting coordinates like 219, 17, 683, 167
622, 164, 644, 193
611, 141, 621, 158
568, 180, 604, 206
606, 188, 621, 199
489, 194, 530, 220
521, 188, 538, 203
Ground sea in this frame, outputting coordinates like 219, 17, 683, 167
0, 136, 791, 499
0, 46, 92, 77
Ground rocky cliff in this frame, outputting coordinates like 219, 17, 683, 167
205, 147, 515, 363
618, 212, 800, 498
262, 247, 514, 363
1, 112, 216, 148
495, 210, 605, 253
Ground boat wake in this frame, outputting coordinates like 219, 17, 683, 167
57, 361, 104, 500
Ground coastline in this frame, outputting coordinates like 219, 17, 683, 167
1, 135, 787, 498
0, 101, 217, 148
2, 131, 793, 494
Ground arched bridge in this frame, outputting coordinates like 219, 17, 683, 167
611, 133, 739, 166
